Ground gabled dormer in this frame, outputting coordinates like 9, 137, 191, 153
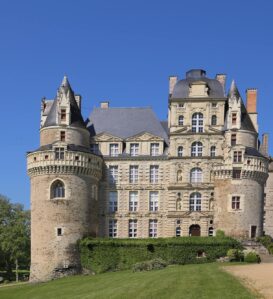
226, 80, 242, 130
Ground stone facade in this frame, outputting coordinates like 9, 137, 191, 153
265, 160, 273, 236
27, 70, 272, 282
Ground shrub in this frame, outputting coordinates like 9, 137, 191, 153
132, 258, 167, 272
244, 252, 261, 263
257, 235, 272, 248
216, 230, 225, 238
267, 243, 273, 255
227, 249, 244, 262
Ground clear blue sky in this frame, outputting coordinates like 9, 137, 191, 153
0, 0, 272, 209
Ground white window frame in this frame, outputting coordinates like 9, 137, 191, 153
149, 191, 159, 212
108, 219, 117, 238
150, 165, 159, 183
178, 146, 183, 157
150, 143, 159, 156
210, 146, 216, 157
130, 143, 139, 156
129, 219, 137, 238
192, 113, 204, 133
109, 191, 118, 212
55, 147, 65, 160
178, 115, 184, 126
233, 151, 243, 163
129, 191, 138, 212
149, 219, 158, 238
189, 192, 202, 211
191, 142, 203, 157
109, 143, 119, 157
129, 166, 138, 183
190, 168, 203, 183
231, 196, 240, 210
108, 166, 118, 184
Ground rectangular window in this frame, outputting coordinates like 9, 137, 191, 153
150, 143, 159, 156
232, 169, 241, 179
129, 166, 138, 183
232, 113, 237, 125
55, 147, 64, 160
231, 134, 237, 146
130, 143, 139, 156
109, 143, 119, 157
231, 196, 240, 210
61, 109, 66, 121
129, 191, 138, 212
129, 219, 137, 238
90, 144, 99, 154
109, 191, 118, 212
108, 166, 118, 184
149, 219, 158, 238
108, 219, 117, 238
60, 131, 65, 142
233, 151, 242, 163
149, 191, 159, 212
210, 146, 216, 157
57, 228, 63, 236
150, 165, 159, 183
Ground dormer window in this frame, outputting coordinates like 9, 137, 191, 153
61, 109, 66, 121
130, 143, 139, 157
232, 113, 237, 125
109, 144, 119, 157
60, 131, 65, 142
55, 147, 64, 160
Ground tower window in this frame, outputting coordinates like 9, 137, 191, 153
231, 196, 240, 210
192, 113, 204, 133
61, 109, 66, 121
233, 151, 242, 163
232, 113, 237, 125
232, 169, 241, 179
60, 131, 65, 142
55, 147, 65, 160
57, 228, 63, 236
211, 115, 217, 125
178, 115, 184, 126
231, 134, 237, 146
51, 180, 65, 199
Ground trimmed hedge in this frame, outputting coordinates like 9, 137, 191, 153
80, 237, 241, 273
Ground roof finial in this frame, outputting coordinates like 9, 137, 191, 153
228, 79, 240, 99
61, 75, 70, 88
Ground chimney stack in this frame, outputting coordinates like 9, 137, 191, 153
169, 76, 178, 95
215, 74, 226, 94
246, 88, 258, 132
260, 133, 269, 157
100, 101, 109, 109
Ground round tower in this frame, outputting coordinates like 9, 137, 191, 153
27, 77, 102, 282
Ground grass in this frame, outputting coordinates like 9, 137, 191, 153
0, 263, 256, 299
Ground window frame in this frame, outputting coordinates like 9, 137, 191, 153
190, 168, 203, 183
150, 143, 159, 156
129, 219, 137, 238
51, 180, 65, 199
109, 143, 119, 157
108, 219, 117, 238
129, 165, 139, 183
178, 115, 184, 126
192, 113, 204, 133
189, 192, 202, 212
149, 219, 158, 238
149, 191, 159, 212
109, 191, 118, 212
177, 146, 183, 157
191, 142, 203, 157
150, 165, 159, 183
129, 191, 138, 212
108, 165, 118, 184
231, 196, 240, 210
130, 143, 139, 157
211, 115, 217, 125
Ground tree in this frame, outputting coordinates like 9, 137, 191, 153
0, 194, 30, 281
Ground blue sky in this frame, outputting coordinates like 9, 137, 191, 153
0, 0, 272, 209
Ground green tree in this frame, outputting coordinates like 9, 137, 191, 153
0, 194, 30, 281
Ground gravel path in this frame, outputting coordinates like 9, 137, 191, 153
224, 263, 273, 299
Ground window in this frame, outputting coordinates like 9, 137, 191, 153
90, 144, 99, 154
208, 227, 214, 236
129, 219, 137, 238
232, 113, 237, 125
130, 143, 139, 156
176, 226, 181, 237
61, 109, 66, 121
149, 220, 158, 238
57, 228, 63, 236
150, 143, 159, 156
109, 220, 117, 238
129, 191, 138, 212
212, 103, 217, 108
189, 192, 202, 211
149, 191, 159, 212
192, 113, 204, 133
191, 142, 203, 157
55, 147, 64, 160
231, 134, 237, 146
232, 169, 241, 179
60, 131, 65, 142
231, 196, 240, 210
178, 115, 184, 126
233, 151, 242, 163
190, 168, 203, 183
211, 115, 217, 125
178, 103, 184, 108
109, 191, 118, 212
108, 166, 118, 184
109, 143, 119, 157
210, 146, 216, 157
150, 165, 159, 183
177, 146, 183, 157
129, 166, 138, 183
51, 180, 65, 198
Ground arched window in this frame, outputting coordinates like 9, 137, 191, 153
191, 142, 203, 157
211, 115, 217, 125
177, 146, 183, 157
208, 227, 214, 236
192, 113, 203, 133
190, 168, 202, 183
210, 146, 216, 157
189, 192, 201, 211
51, 180, 65, 199
178, 115, 184, 126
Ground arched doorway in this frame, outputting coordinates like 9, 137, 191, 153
189, 225, 201, 236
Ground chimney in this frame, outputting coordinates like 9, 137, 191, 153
260, 133, 269, 157
169, 76, 178, 95
100, 101, 109, 109
246, 88, 257, 113
215, 74, 226, 92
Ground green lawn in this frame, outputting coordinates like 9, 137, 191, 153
0, 264, 256, 299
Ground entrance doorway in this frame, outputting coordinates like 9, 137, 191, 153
189, 225, 201, 236
250, 226, 257, 238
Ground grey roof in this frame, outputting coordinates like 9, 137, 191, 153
241, 103, 256, 132
87, 107, 169, 143
171, 69, 225, 99
245, 147, 266, 158
43, 76, 85, 128
228, 80, 241, 99
29, 144, 92, 154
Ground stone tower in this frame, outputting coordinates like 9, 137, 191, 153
27, 77, 102, 282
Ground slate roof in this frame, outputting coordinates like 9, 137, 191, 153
245, 147, 266, 158
171, 69, 225, 99
87, 107, 169, 143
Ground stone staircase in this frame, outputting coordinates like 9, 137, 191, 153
241, 240, 273, 263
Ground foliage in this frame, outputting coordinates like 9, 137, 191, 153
257, 235, 273, 254
244, 251, 261, 263
215, 230, 226, 238
132, 258, 167, 272
227, 249, 244, 262
0, 194, 30, 281
80, 237, 241, 273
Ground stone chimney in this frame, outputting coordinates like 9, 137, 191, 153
246, 88, 258, 132
215, 74, 226, 94
260, 133, 269, 157
169, 76, 178, 95
100, 101, 109, 109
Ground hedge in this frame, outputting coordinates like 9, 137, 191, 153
80, 237, 241, 273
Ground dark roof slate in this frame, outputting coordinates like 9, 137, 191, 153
245, 147, 266, 158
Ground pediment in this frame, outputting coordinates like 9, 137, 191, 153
208, 126, 222, 133
126, 131, 163, 142
93, 132, 123, 142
